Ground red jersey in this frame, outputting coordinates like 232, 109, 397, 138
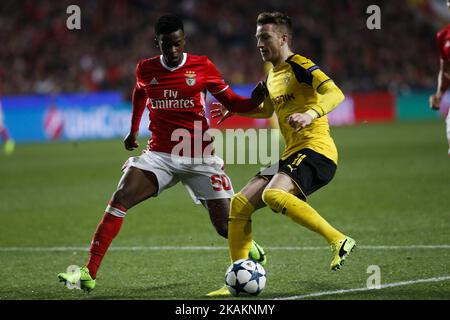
437, 24, 450, 61
131, 53, 255, 157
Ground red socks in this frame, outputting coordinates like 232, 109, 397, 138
86, 202, 126, 279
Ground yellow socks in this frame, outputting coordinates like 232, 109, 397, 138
228, 192, 255, 262
262, 188, 344, 244
228, 188, 344, 262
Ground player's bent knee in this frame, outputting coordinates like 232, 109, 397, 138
214, 221, 228, 239
262, 188, 288, 214
229, 192, 254, 221
110, 189, 132, 210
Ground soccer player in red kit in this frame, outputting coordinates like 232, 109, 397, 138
58, 15, 267, 292
430, 0, 450, 157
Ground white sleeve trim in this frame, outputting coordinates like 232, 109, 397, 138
211, 85, 229, 95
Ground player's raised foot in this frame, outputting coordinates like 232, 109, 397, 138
4, 139, 15, 155
330, 236, 356, 271
206, 285, 231, 297
58, 266, 96, 292
248, 240, 267, 266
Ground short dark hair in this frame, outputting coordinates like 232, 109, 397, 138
256, 12, 292, 37
155, 15, 184, 35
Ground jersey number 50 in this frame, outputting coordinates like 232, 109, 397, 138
211, 175, 232, 191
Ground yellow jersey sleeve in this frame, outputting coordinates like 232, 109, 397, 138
286, 55, 344, 117
286, 56, 330, 90
309, 80, 345, 117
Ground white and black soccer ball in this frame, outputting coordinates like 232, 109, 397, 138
224, 259, 266, 296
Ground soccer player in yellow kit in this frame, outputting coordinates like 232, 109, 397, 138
208, 12, 356, 296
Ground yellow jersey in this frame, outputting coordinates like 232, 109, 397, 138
264, 54, 340, 164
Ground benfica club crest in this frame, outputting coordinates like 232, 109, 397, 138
185, 71, 196, 86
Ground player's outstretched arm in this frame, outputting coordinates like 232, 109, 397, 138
210, 98, 274, 125
125, 85, 147, 151
430, 59, 450, 110
250, 81, 269, 106
211, 82, 273, 124
213, 81, 267, 113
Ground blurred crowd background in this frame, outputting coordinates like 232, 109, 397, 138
0, 0, 447, 99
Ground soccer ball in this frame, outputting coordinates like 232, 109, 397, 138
224, 259, 266, 296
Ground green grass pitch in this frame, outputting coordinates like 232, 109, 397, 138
0, 119, 449, 300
